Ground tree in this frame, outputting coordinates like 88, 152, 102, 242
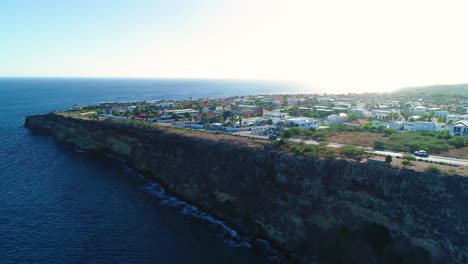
385, 155, 392, 166
347, 112, 360, 122
383, 128, 396, 136
184, 112, 192, 124
222, 111, 233, 121
266, 119, 273, 125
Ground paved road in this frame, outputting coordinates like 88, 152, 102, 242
113, 118, 468, 167
288, 137, 468, 166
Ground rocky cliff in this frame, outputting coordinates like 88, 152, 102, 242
25, 113, 468, 263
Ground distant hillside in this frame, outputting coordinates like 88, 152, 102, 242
392, 84, 468, 101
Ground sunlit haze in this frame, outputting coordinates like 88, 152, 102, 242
2, 0, 468, 93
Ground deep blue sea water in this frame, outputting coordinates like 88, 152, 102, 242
0, 78, 298, 264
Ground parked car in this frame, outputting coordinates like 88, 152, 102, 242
414, 150, 429, 157
268, 135, 278, 140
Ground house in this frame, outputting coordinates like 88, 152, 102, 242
145, 100, 159, 105
372, 121, 404, 131
158, 101, 175, 109
234, 105, 262, 116
434, 110, 449, 118
449, 120, 468, 136
346, 119, 369, 127
371, 110, 390, 120
446, 114, 468, 123
263, 111, 289, 120
327, 113, 348, 125
317, 97, 334, 104
404, 120, 443, 132
213, 106, 226, 114
348, 108, 370, 118
233, 98, 254, 105
111, 105, 127, 114
284, 117, 320, 129
161, 109, 199, 119
251, 125, 276, 135
411, 106, 428, 115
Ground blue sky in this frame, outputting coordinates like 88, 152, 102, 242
2, 0, 468, 93
2, 1, 208, 67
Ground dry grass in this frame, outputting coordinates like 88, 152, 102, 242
61, 113, 268, 149
437, 147, 468, 159
371, 155, 468, 176
325, 132, 388, 148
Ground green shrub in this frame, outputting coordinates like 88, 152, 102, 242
373, 140, 385, 149
402, 160, 411, 166
385, 132, 452, 153
342, 145, 366, 160
448, 137, 468, 148
292, 145, 304, 155
283, 127, 302, 138
402, 154, 416, 160
383, 128, 396, 135
324, 148, 336, 159
426, 165, 441, 174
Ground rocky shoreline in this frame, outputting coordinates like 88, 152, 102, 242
25, 113, 468, 263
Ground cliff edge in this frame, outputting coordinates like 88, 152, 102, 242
25, 113, 468, 263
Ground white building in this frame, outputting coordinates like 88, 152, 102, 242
251, 125, 276, 135
327, 113, 348, 125
411, 106, 428, 115
213, 106, 227, 114
261, 111, 289, 125
348, 108, 370, 118
446, 114, 468, 123
285, 117, 320, 129
233, 98, 254, 104
371, 110, 390, 120
372, 121, 404, 131
434, 110, 449, 118
158, 101, 175, 109
263, 111, 289, 120
449, 120, 468, 136
161, 109, 199, 118
404, 120, 443, 132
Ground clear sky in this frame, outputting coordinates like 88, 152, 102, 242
2, 0, 468, 93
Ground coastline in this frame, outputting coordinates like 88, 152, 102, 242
25, 112, 468, 263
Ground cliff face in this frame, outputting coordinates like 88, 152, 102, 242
26, 113, 468, 263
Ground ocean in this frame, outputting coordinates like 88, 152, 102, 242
0, 78, 298, 264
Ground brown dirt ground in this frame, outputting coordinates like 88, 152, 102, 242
437, 147, 468, 159
370, 155, 468, 176
326, 131, 468, 160
325, 132, 389, 147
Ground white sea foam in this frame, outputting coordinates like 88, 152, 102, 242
142, 178, 252, 249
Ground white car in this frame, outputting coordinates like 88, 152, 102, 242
414, 150, 428, 157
